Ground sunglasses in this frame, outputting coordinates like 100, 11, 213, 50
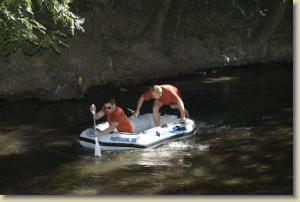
104, 106, 112, 109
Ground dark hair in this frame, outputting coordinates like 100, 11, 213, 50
103, 98, 116, 105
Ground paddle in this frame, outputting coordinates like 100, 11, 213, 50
91, 105, 101, 157
127, 108, 141, 120
126, 108, 135, 114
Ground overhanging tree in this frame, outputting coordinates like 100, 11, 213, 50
0, 0, 85, 55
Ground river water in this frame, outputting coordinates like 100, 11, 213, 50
0, 63, 293, 195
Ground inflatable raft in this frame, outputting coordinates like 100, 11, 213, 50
78, 113, 196, 151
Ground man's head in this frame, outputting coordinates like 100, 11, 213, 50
103, 98, 116, 113
151, 85, 162, 99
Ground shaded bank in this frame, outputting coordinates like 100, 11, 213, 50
0, 0, 293, 100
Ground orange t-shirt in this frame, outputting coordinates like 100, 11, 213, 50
143, 84, 181, 105
101, 106, 133, 133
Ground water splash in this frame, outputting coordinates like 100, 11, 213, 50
167, 141, 210, 151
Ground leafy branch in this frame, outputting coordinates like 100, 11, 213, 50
0, 0, 85, 55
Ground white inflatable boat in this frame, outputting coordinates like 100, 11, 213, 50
78, 113, 196, 151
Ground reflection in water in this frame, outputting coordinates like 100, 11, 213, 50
0, 64, 293, 194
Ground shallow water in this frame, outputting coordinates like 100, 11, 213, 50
0, 63, 293, 194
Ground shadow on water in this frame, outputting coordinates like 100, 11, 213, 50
0, 63, 293, 194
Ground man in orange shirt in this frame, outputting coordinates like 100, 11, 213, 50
90, 98, 134, 136
133, 84, 188, 126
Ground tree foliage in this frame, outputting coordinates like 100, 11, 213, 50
0, 0, 85, 55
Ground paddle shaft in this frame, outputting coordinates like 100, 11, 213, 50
92, 109, 101, 157
92, 111, 97, 130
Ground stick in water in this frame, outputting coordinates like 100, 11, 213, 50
92, 105, 101, 157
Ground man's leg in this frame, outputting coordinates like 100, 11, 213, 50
153, 100, 163, 126
184, 108, 190, 118
170, 104, 190, 118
